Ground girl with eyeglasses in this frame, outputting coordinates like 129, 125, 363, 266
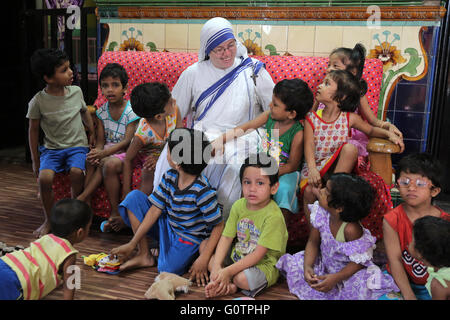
382, 153, 450, 300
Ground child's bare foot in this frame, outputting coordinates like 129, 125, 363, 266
109, 215, 126, 232
119, 253, 155, 272
205, 281, 237, 298
33, 221, 51, 238
205, 281, 219, 298
103, 214, 126, 232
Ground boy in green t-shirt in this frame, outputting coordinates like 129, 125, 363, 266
205, 153, 288, 298
212, 79, 313, 223
27, 48, 95, 238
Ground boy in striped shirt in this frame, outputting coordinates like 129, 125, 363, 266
111, 128, 223, 286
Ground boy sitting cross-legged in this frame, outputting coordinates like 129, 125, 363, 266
111, 128, 224, 286
205, 153, 288, 298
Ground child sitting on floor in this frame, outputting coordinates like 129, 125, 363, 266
0, 199, 92, 300
409, 216, 450, 300
77, 63, 139, 232
301, 69, 404, 222
205, 153, 288, 298
277, 173, 399, 300
122, 82, 182, 198
383, 152, 450, 300
111, 128, 224, 287
313, 43, 403, 157
212, 79, 313, 223
27, 48, 95, 238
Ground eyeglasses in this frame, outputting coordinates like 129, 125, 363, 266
397, 177, 433, 188
211, 41, 236, 55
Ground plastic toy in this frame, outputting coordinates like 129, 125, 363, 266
0, 242, 25, 257
83, 253, 121, 274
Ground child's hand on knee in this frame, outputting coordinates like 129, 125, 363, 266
87, 148, 105, 163
304, 266, 318, 286
214, 268, 232, 290
309, 167, 322, 188
310, 273, 339, 293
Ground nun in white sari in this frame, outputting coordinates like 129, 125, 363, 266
153, 17, 275, 220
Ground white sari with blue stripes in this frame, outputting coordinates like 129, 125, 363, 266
153, 18, 274, 221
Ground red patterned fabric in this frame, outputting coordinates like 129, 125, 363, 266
94, 52, 383, 114
94, 52, 199, 108
354, 156, 393, 241
53, 166, 143, 218
53, 51, 389, 246
255, 55, 382, 115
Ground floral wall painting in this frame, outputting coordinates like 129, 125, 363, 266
106, 41, 118, 51
369, 31, 406, 72
369, 27, 428, 121
238, 29, 264, 56
119, 27, 145, 51
237, 29, 283, 56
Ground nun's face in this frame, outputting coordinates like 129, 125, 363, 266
209, 39, 237, 70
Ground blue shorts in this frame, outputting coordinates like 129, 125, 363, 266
0, 259, 23, 300
39, 146, 89, 173
274, 171, 300, 214
378, 270, 431, 300
119, 190, 200, 275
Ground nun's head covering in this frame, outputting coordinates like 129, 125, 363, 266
198, 17, 248, 62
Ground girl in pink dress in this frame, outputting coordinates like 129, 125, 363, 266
301, 70, 404, 222
277, 173, 399, 300
312, 43, 403, 157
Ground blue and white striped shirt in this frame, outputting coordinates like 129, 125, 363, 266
149, 169, 222, 243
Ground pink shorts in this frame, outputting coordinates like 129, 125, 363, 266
104, 143, 126, 162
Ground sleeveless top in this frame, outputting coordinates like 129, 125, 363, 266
300, 109, 351, 190
384, 204, 450, 285
260, 115, 304, 166
426, 267, 450, 296
135, 108, 178, 157
335, 222, 348, 242
0, 234, 78, 300
96, 101, 139, 144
